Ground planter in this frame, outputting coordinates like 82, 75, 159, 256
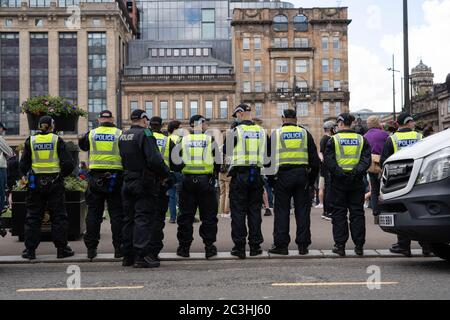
11, 191, 87, 241
26, 113, 79, 132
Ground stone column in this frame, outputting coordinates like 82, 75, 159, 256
106, 29, 117, 119
48, 30, 59, 96
19, 30, 30, 136
77, 30, 88, 134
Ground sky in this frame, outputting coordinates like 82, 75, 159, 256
289, 0, 450, 112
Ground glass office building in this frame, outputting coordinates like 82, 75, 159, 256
137, 0, 293, 40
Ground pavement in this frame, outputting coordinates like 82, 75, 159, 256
0, 208, 422, 263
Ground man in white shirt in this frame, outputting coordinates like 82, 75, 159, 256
0, 123, 13, 213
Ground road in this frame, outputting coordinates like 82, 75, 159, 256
1, 257, 449, 300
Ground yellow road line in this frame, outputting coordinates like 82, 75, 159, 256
17, 285, 144, 293
272, 282, 398, 287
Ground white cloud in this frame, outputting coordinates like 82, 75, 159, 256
366, 4, 382, 30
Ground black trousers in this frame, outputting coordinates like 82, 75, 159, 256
323, 171, 333, 215
229, 171, 264, 248
149, 185, 168, 256
121, 179, 158, 258
273, 167, 311, 248
24, 180, 68, 250
84, 184, 124, 251
368, 172, 381, 216
331, 180, 366, 248
177, 175, 218, 247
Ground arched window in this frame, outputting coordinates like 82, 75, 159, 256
273, 15, 288, 32
294, 14, 308, 32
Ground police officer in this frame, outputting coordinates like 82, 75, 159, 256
267, 109, 320, 256
78, 110, 124, 260
167, 120, 183, 224
380, 112, 430, 257
20, 116, 75, 260
149, 116, 176, 260
324, 113, 371, 257
224, 104, 268, 259
176, 115, 220, 259
119, 109, 170, 268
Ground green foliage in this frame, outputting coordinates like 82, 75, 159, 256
21, 95, 87, 117
13, 175, 88, 192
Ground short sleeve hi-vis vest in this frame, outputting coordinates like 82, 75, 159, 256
30, 133, 60, 174
232, 124, 266, 168
181, 133, 214, 174
333, 132, 364, 172
391, 131, 423, 153
153, 132, 170, 167
88, 126, 123, 170
275, 126, 309, 167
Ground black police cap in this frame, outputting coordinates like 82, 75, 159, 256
397, 112, 414, 126
189, 115, 209, 126
336, 113, 355, 125
232, 104, 251, 118
282, 109, 297, 119
38, 115, 54, 127
130, 109, 150, 121
150, 116, 163, 125
98, 110, 113, 118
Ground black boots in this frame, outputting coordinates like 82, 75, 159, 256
231, 246, 246, 259
57, 246, 75, 259
22, 249, 36, 260
298, 245, 309, 256
177, 246, 190, 258
122, 255, 134, 267
134, 255, 160, 268
332, 245, 346, 257
205, 245, 217, 259
250, 245, 262, 257
389, 244, 412, 257
87, 248, 97, 261
268, 246, 288, 255
354, 246, 364, 256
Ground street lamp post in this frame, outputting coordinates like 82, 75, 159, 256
403, 0, 411, 113
388, 54, 400, 121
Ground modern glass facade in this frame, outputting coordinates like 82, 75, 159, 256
0, 33, 20, 135
87, 32, 107, 129
30, 32, 48, 97
59, 32, 78, 104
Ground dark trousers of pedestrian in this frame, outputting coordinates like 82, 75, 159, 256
84, 185, 124, 251
397, 236, 427, 249
24, 180, 68, 250
229, 170, 264, 249
150, 185, 168, 256
0, 168, 6, 211
177, 175, 218, 248
331, 180, 366, 248
323, 171, 333, 215
368, 172, 381, 216
121, 180, 157, 258
273, 167, 311, 248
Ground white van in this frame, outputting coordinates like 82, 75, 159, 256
378, 128, 450, 261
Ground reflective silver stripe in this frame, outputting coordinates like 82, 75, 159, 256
31, 134, 58, 163
279, 157, 309, 164
89, 160, 122, 166
90, 128, 121, 155
184, 166, 206, 171
335, 134, 363, 159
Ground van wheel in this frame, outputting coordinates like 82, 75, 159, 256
430, 243, 450, 261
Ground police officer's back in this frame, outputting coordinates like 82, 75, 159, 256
324, 113, 371, 257
78, 110, 124, 260
119, 109, 169, 268
19, 116, 75, 260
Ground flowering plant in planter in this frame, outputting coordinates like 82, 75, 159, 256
21, 96, 87, 117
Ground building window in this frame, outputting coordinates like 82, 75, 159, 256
276, 82, 288, 93
160, 101, 168, 119
333, 37, 340, 49
255, 81, 263, 93
30, 33, 48, 98
4, 19, 13, 27
145, 101, 153, 117
159, 48, 165, 57
447, 100, 450, 114
175, 101, 183, 119
243, 60, 251, 73
243, 81, 251, 93
166, 49, 172, 57
210, 66, 217, 74
323, 102, 330, 115
322, 80, 330, 91
322, 59, 329, 73
274, 38, 288, 48
203, 48, 209, 56
190, 100, 198, 117
157, 66, 163, 74
243, 38, 250, 50
335, 102, 341, 115
254, 37, 261, 50
188, 48, 194, 56
295, 60, 307, 73
195, 48, 202, 57
195, 66, 201, 74
181, 49, 187, 56
333, 59, 341, 73
276, 60, 288, 73
151, 48, 158, 57
277, 103, 289, 116
254, 60, 261, 73
180, 66, 186, 74
59, 32, 77, 104
87, 32, 106, 128
294, 38, 309, 48
296, 102, 309, 116
166, 66, 172, 74
173, 66, 179, 75
203, 66, 209, 74
220, 100, 228, 119
294, 14, 308, 32
202, 9, 215, 39
296, 80, 308, 92
273, 15, 288, 32
174, 49, 180, 57
188, 66, 194, 74
255, 103, 263, 117
334, 80, 341, 90
0, 33, 20, 135
205, 100, 213, 119
322, 37, 329, 50
130, 101, 138, 111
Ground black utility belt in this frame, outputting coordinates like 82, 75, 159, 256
233, 166, 261, 173
278, 165, 309, 172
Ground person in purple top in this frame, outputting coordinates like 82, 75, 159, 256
364, 116, 389, 224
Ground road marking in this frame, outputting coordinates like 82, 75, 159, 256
272, 282, 398, 287
17, 285, 144, 293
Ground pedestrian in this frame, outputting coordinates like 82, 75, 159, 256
380, 112, 430, 257
422, 125, 435, 138
0, 123, 13, 213
6, 149, 20, 210
219, 155, 231, 218
324, 113, 371, 257
364, 116, 389, 224
167, 120, 183, 223
78, 110, 125, 261
149, 116, 177, 260
175, 115, 220, 259
267, 109, 320, 256
224, 104, 268, 259
317, 120, 335, 221
20, 116, 75, 260
119, 109, 170, 268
